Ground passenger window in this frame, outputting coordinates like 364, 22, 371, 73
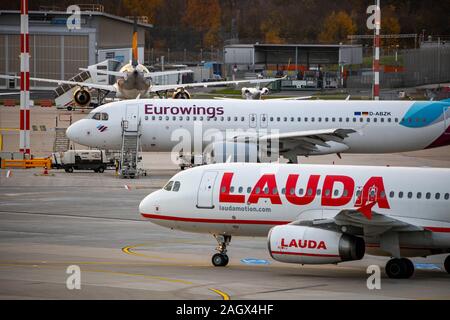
101, 113, 109, 121
247, 187, 252, 193
255, 187, 261, 194
307, 188, 312, 196
317, 189, 321, 196
238, 187, 243, 193
435, 193, 440, 200
304, 117, 308, 122
374, 118, 378, 123
173, 116, 177, 121
399, 191, 403, 198
445, 193, 449, 200
164, 181, 174, 191
360, 118, 363, 122
289, 188, 295, 195
426, 192, 431, 199
299, 188, 304, 195
272, 188, 278, 195
290, 117, 294, 122
173, 181, 180, 192
389, 191, 395, 198
325, 189, 330, 196
343, 190, 348, 197
380, 191, 386, 198
318, 117, 322, 122
367, 118, 371, 123
388, 118, 392, 123
230, 186, 235, 193
92, 113, 101, 120
281, 188, 286, 195
334, 190, 339, 196
407, 192, 412, 199
417, 192, 422, 199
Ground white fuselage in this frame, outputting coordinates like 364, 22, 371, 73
139, 163, 450, 257
66, 99, 450, 156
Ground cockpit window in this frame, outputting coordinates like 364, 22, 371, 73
102, 113, 109, 121
163, 181, 174, 191
92, 113, 101, 120
173, 181, 181, 192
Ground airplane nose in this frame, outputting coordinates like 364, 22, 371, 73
139, 191, 161, 215
66, 124, 76, 142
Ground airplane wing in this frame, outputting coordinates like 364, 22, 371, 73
0, 75, 115, 92
259, 128, 356, 153
332, 204, 424, 235
80, 68, 193, 78
149, 77, 284, 92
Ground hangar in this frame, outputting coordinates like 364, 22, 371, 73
0, 6, 152, 90
224, 43, 363, 89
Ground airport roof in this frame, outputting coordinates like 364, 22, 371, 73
0, 10, 154, 29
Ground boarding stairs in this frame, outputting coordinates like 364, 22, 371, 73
53, 128, 70, 152
119, 119, 141, 179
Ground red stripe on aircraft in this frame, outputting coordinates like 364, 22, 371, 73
141, 213, 290, 225
424, 227, 450, 233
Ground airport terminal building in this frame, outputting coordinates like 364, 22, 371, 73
0, 8, 152, 90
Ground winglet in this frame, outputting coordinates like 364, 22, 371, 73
356, 201, 377, 220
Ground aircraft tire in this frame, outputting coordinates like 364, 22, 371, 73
386, 258, 413, 279
212, 253, 229, 267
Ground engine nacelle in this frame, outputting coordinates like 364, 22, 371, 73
172, 88, 191, 99
203, 141, 259, 164
73, 87, 91, 107
268, 225, 365, 264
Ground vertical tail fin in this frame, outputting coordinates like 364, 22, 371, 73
132, 17, 138, 68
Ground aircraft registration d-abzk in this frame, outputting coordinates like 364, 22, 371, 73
139, 163, 450, 279
66, 99, 450, 162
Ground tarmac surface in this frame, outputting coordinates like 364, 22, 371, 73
1, 151, 450, 300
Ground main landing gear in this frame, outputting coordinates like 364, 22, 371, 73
212, 235, 231, 267
385, 258, 415, 279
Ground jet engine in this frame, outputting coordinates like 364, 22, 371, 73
73, 87, 91, 107
172, 88, 191, 99
268, 225, 365, 264
241, 87, 270, 100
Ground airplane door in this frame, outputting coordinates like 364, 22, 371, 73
249, 113, 257, 128
197, 171, 218, 209
445, 107, 450, 135
260, 114, 268, 128
125, 104, 139, 131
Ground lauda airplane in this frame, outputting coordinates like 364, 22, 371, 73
139, 163, 450, 279
66, 99, 450, 162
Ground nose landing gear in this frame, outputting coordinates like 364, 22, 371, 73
212, 235, 231, 267
385, 258, 415, 279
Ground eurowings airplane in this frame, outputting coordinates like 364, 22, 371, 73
66, 98, 450, 162
139, 163, 450, 279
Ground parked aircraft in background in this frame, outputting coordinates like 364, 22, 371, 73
139, 162, 450, 279
66, 98, 450, 163
0, 19, 281, 107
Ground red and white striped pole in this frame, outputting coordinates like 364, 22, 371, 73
20, 0, 30, 155
373, 0, 381, 100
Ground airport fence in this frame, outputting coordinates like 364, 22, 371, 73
347, 46, 450, 89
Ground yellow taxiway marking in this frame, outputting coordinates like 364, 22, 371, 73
209, 288, 230, 300
0, 260, 231, 300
